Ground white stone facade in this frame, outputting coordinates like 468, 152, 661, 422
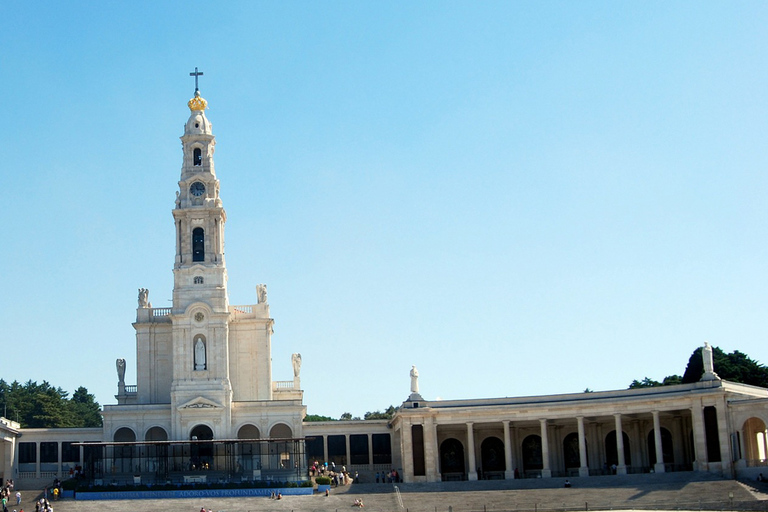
100, 89, 305, 446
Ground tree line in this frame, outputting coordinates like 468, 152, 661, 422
305, 405, 397, 422
0, 379, 102, 428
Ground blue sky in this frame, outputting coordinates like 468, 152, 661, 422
2, 2, 768, 420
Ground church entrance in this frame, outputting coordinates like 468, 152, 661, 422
190, 424, 214, 470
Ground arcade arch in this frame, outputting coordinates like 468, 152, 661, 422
440, 438, 465, 478
480, 436, 505, 475
522, 435, 543, 471
743, 417, 768, 462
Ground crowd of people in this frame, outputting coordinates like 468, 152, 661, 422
309, 460, 399, 485
374, 469, 400, 483
309, 460, 361, 486
33, 499, 52, 512
1, 480, 22, 512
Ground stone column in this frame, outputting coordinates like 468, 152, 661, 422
691, 404, 708, 471
58, 441, 63, 478
345, 434, 351, 467
401, 421, 414, 482
367, 433, 374, 470
652, 411, 665, 473
577, 416, 589, 477
715, 403, 733, 474
614, 414, 627, 475
467, 422, 478, 481
595, 423, 604, 473
323, 435, 328, 465
35, 441, 40, 478
511, 425, 520, 476
540, 419, 552, 478
424, 417, 439, 482
503, 421, 513, 480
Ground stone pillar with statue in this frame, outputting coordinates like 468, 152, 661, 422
409, 365, 424, 401
292, 353, 302, 388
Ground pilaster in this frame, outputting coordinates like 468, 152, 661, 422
467, 422, 478, 480
503, 420, 513, 480
577, 416, 589, 477
652, 411, 665, 473
614, 413, 627, 475
540, 419, 551, 478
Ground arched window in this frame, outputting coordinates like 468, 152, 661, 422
194, 276, 204, 284
193, 147, 202, 166
193, 228, 204, 262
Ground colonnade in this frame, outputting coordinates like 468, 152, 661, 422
397, 404, 734, 483
307, 432, 393, 471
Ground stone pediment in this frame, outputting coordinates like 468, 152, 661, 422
177, 397, 222, 410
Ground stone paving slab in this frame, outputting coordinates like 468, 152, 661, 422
15, 474, 768, 512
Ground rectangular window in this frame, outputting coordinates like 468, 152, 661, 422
412, 425, 426, 476
327, 435, 346, 465
372, 433, 392, 465
19, 442, 36, 464
62, 442, 80, 463
350, 434, 369, 465
305, 437, 324, 463
704, 406, 722, 462
41, 442, 58, 463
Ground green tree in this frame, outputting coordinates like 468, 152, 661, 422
70, 387, 103, 427
629, 377, 662, 389
682, 346, 768, 386
0, 380, 102, 428
364, 405, 397, 420
662, 375, 682, 386
304, 414, 336, 422
339, 412, 353, 420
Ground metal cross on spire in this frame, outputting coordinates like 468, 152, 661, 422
189, 67, 204, 92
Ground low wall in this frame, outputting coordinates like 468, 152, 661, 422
76, 487, 313, 500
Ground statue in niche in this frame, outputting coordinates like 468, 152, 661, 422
194, 338, 206, 371
116, 358, 126, 384
257, 284, 268, 304
410, 365, 419, 394
138, 288, 149, 308
292, 353, 302, 377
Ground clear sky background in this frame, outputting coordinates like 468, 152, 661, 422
2, 2, 768, 420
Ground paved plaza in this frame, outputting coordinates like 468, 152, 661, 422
14, 473, 768, 512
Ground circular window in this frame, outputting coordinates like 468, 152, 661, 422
194, 312, 204, 322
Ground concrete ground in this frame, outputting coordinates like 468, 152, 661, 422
13, 473, 768, 512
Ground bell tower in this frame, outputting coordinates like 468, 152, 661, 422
108, 71, 305, 447
172, 78, 228, 312
169, 73, 233, 438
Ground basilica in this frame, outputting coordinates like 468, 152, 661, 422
2, 83, 768, 490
